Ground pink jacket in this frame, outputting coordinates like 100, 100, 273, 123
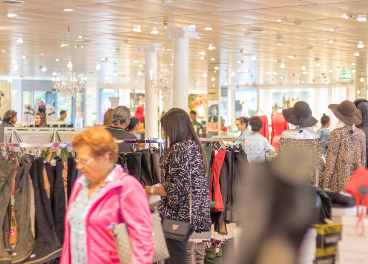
60, 167, 154, 264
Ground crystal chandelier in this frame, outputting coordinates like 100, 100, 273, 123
53, 27, 85, 102
149, 22, 172, 102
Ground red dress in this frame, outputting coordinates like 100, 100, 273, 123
255, 115, 269, 141
271, 113, 289, 152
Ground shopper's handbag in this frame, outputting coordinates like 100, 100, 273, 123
344, 167, 368, 236
112, 187, 170, 264
162, 143, 192, 241
41, 133, 54, 159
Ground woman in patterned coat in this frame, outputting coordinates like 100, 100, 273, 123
322, 100, 366, 192
145, 108, 211, 264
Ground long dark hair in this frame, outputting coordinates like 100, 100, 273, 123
127, 117, 140, 132
36, 112, 48, 127
160, 108, 208, 173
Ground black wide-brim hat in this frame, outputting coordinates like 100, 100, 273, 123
329, 100, 362, 126
282, 101, 318, 127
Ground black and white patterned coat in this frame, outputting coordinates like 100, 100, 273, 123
159, 140, 211, 232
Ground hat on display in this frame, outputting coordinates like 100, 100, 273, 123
329, 100, 362, 126
282, 101, 318, 127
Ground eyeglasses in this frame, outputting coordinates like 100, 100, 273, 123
74, 158, 94, 165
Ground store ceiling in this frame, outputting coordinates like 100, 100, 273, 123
0, 0, 367, 88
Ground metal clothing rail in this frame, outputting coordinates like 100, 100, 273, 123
199, 137, 244, 142
115, 139, 165, 157
0, 143, 72, 148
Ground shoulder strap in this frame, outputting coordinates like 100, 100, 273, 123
181, 142, 192, 224
117, 187, 123, 224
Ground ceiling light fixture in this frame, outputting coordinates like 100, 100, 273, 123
7, 13, 17, 17
211, 77, 216, 81
231, 72, 235, 77
237, 69, 241, 72
22, 55, 26, 59
342, 13, 349, 19
357, 15, 367, 22
352, 70, 356, 73
200, 57, 205, 60
63, 9, 73, 11
288, 55, 295, 59
357, 43, 365, 48
301, 66, 306, 70
316, 63, 321, 67
133, 61, 139, 63
266, 72, 270, 74
360, 77, 365, 82
329, 40, 337, 43
273, 72, 278, 75
60, 44, 68, 47
276, 16, 287, 23
211, 58, 215, 61
197, 36, 201, 39
199, 51, 205, 55
133, 27, 141, 32
303, 71, 308, 74
204, 27, 212, 30
214, 66, 219, 70
188, 25, 196, 28
280, 63, 285, 68
95, 63, 101, 70
139, 65, 143, 67
329, 70, 333, 72
329, 28, 339, 31
325, 80, 330, 84
13, 64, 18, 70
354, 52, 360, 56
352, 63, 356, 65
42, 66, 47, 72
16, 38, 23, 43
277, 42, 283, 46
151, 30, 159, 34
240, 49, 247, 53
203, 73, 207, 77
251, 55, 257, 60
2, 50, 6, 53
208, 46, 216, 50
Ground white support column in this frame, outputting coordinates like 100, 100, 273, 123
165, 27, 198, 111
109, 97, 120, 109
137, 43, 165, 138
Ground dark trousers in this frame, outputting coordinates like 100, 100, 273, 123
165, 230, 194, 264
67, 157, 78, 201
24, 158, 62, 264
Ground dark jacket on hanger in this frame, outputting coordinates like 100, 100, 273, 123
356, 101, 368, 168
105, 126, 137, 153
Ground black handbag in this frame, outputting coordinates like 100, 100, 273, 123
162, 143, 192, 241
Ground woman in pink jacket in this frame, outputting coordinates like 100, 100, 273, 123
60, 127, 154, 264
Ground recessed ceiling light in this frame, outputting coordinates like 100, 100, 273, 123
211, 58, 215, 61
354, 52, 360, 56
188, 25, 196, 28
151, 30, 159, 34
208, 46, 216, 50
63, 9, 73, 11
276, 19, 281, 22
200, 57, 205, 60
199, 51, 205, 55
21, 55, 26, 59
352, 70, 356, 73
197, 36, 201, 39
214, 66, 219, 70
240, 49, 247, 53
203, 73, 207, 77
231, 72, 235, 76
133, 61, 139, 63
211, 77, 216, 81
357, 43, 364, 48
16, 38, 23, 43
352, 63, 356, 65
56, 58, 60, 61
357, 15, 367, 22
101, 58, 108, 62
42, 66, 47, 72
60, 44, 68, 47
301, 66, 306, 70
360, 77, 365, 82
342, 14, 349, 19
251, 56, 257, 60
288, 55, 295, 59
138, 71, 142, 76
139, 65, 142, 67
329, 40, 337, 43
277, 42, 283, 46
7, 13, 17, 17
78, 36, 82, 39
237, 61, 241, 64
133, 27, 141, 32
204, 27, 212, 30
276, 16, 287, 23
266, 72, 270, 74
2, 50, 6, 53
281, 77, 284, 80
329, 28, 339, 31
280, 63, 285, 68
303, 71, 308, 74
95, 64, 101, 71
14, 64, 18, 70
325, 80, 330, 84
224, 82, 228, 85
316, 63, 321, 67
329, 70, 333, 72
273, 72, 278, 75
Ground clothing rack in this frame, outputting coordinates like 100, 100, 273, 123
199, 137, 245, 142
0, 143, 72, 148
116, 139, 165, 157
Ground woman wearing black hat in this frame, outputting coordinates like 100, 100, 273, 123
278, 101, 323, 185
322, 100, 366, 193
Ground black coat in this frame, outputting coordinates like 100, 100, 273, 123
356, 101, 368, 168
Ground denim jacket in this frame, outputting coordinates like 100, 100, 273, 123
317, 126, 330, 155
243, 132, 276, 163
